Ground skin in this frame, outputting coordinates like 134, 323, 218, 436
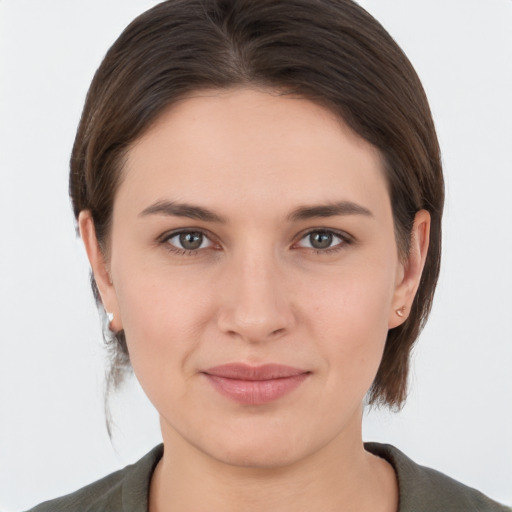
80, 88, 430, 512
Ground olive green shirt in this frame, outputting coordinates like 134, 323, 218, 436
26, 443, 510, 511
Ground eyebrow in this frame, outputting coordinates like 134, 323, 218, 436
287, 201, 373, 222
139, 200, 226, 223
139, 199, 373, 223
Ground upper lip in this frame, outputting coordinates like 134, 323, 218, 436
203, 363, 309, 381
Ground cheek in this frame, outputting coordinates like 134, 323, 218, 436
112, 262, 214, 386
306, 254, 396, 334
303, 258, 397, 384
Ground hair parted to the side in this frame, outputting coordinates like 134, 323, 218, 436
70, 0, 444, 410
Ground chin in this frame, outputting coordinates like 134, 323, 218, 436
208, 439, 306, 470
191, 419, 326, 470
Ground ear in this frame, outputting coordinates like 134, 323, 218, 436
388, 209, 431, 329
78, 211, 122, 332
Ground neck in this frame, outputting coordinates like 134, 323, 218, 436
149, 414, 398, 512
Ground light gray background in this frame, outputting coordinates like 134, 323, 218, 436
1, 1, 511, 510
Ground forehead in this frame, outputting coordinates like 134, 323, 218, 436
119, 87, 390, 220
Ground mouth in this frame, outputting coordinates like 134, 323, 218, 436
202, 363, 310, 405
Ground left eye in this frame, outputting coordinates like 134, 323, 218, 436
297, 230, 345, 250
166, 231, 212, 251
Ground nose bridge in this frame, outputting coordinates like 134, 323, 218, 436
218, 241, 293, 341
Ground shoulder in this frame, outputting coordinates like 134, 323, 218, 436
365, 442, 510, 512
25, 444, 163, 512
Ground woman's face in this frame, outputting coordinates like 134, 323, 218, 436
82, 88, 427, 468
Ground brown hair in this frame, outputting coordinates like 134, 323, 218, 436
70, 0, 444, 408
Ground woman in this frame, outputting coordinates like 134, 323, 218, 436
21, 0, 509, 510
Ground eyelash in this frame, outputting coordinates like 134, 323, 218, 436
159, 230, 218, 257
296, 229, 353, 255
159, 228, 353, 256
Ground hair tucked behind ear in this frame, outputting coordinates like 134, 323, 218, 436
70, 0, 443, 417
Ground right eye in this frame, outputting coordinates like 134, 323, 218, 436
164, 230, 213, 253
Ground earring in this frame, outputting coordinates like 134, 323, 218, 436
395, 306, 406, 318
105, 311, 115, 332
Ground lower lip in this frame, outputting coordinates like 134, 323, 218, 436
204, 374, 309, 405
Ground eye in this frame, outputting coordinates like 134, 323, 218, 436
165, 230, 213, 252
296, 230, 347, 251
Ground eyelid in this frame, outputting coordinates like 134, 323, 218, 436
293, 228, 353, 250
157, 227, 353, 254
158, 228, 219, 252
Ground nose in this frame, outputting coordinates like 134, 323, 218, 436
216, 250, 296, 343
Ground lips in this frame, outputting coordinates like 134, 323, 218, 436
202, 363, 310, 405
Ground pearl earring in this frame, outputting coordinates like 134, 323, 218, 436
105, 311, 115, 332
395, 306, 406, 318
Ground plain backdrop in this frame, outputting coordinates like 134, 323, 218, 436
1, 1, 511, 510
